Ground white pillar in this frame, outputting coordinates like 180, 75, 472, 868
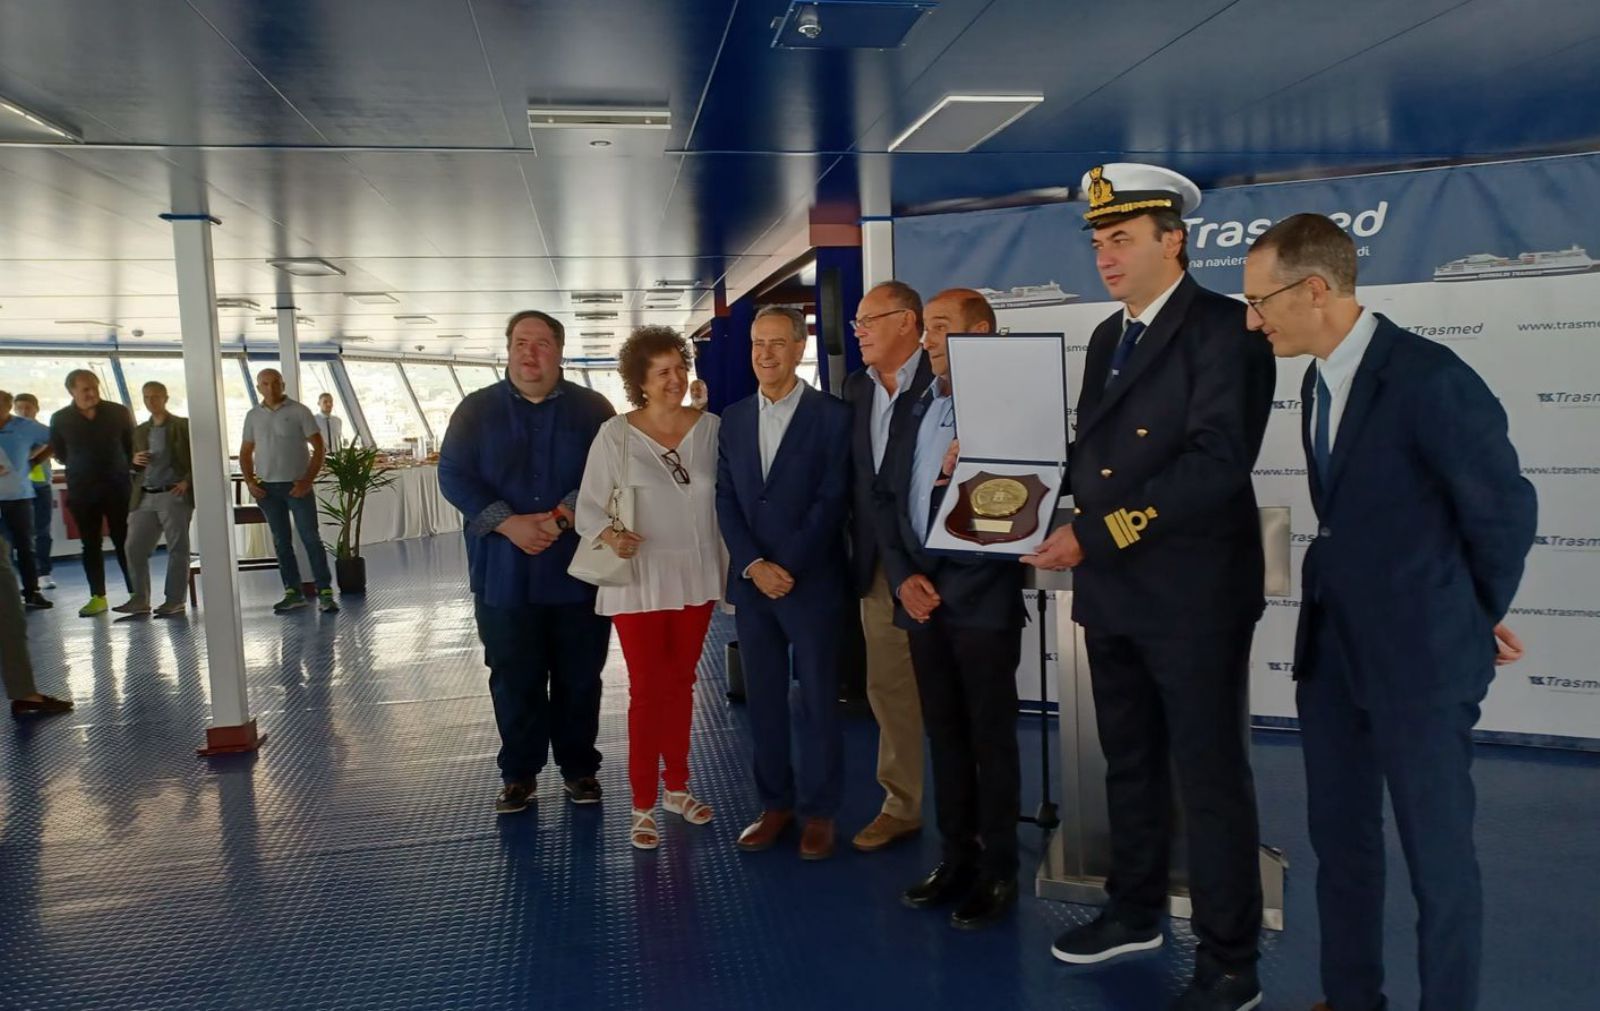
163, 213, 259, 755
276, 305, 302, 402
862, 218, 895, 287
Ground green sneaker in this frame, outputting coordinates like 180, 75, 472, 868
318, 589, 340, 613
272, 589, 309, 613
78, 595, 109, 617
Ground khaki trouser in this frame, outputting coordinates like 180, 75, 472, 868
862, 565, 923, 821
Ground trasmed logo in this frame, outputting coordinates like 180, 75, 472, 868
1272, 399, 1302, 412
1533, 534, 1600, 551
1526, 675, 1600, 695
1536, 392, 1600, 406
1265, 661, 1296, 674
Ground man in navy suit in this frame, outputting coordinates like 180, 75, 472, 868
1244, 214, 1536, 1011
717, 306, 855, 860
841, 281, 934, 853
873, 288, 1027, 930
1028, 164, 1275, 1011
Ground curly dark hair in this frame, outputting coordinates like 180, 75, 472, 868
617, 325, 694, 408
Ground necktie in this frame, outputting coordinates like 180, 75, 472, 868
1105, 320, 1145, 389
1313, 370, 1332, 486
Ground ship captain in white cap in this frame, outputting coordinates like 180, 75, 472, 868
1022, 162, 1277, 1011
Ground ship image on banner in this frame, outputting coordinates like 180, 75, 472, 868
1433, 244, 1599, 282
974, 281, 1078, 308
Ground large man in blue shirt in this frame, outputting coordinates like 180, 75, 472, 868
439, 310, 616, 815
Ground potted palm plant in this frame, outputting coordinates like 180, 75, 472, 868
318, 441, 396, 593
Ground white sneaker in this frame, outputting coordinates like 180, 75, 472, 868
43, 577, 56, 589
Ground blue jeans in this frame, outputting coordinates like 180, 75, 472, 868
32, 483, 52, 575
473, 598, 611, 784
257, 482, 331, 591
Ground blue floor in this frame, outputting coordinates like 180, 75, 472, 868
1, 535, 1595, 1010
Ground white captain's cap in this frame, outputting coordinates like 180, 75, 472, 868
1079, 162, 1202, 228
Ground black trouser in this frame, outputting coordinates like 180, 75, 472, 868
0, 498, 39, 594
906, 615, 1023, 880
473, 597, 612, 785
1085, 626, 1263, 972
66, 482, 131, 598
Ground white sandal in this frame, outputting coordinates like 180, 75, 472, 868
663, 790, 714, 825
630, 809, 660, 850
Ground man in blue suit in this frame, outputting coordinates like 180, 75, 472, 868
717, 306, 855, 860
1244, 213, 1537, 1011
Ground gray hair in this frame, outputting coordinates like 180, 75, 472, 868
753, 305, 808, 344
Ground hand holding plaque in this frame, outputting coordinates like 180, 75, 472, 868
944, 471, 1049, 545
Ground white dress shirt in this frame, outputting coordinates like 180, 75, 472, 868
867, 348, 924, 472
315, 412, 343, 449
757, 380, 806, 480
1313, 308, 1378, 448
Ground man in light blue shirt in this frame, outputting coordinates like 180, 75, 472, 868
0, 390, 53, 609
12, 393, 54, 589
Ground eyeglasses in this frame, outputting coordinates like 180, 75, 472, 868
849, 308, 912, 331
661, 448, 690, 485
1243, 276, 1313, 313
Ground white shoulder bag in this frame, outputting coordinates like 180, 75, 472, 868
567, 420, 636, 587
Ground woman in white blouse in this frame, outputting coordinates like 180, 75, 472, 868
576, 326, 727, 851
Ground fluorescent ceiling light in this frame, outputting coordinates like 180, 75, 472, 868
394, 315, 436, 324
296, 316, 315, 326
0, 95, 81, 142
54, 319, 118, 328
527, 107, 670, 130
887, 94, 1044, 153
578, 331, 614, 339
346, 292, 398, 305
656, 278, 708, 288
571, 291, 624, 304
254, 316, 276, 326
267, 257, 345, 277
339, 334, 372, 342
216, 297, 261, 310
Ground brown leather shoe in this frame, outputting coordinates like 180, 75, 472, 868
799, 818, 836, 861
736, 809, 793, 852
851, 812, 922, 852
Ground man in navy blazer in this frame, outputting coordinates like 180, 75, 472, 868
717, 306, 855, 860
1245, 214, 1537, 1011
872, 288, 1027, 930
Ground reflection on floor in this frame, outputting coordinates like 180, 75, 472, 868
1, 535, 1595, 1010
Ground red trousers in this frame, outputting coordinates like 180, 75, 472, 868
611, 602, 715, 809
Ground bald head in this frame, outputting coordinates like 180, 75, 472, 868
255, 368, 286, 406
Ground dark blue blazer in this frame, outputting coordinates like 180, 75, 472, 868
715, 384, 854, 612
871, 382, 1025, 634
843, 355, 935, 596
1066, 274, 1276, 636
1294, 316, 1537, 710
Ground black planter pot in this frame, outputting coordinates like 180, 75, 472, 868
335, 556, 367, 594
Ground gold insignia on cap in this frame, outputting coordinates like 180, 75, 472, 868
1086, 166, 1116, 211
1106, 506, 1159, 549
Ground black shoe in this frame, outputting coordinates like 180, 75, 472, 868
1171, 966, 1262, 1010
24, 593, 53, 610
950, 876, 1018, 930
495, 780, 536, 814
563, 776, 602, 805
1050, 913, 1164, 965
11, 695, 74, 720
901, 862, 980, 909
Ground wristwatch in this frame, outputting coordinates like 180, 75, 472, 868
553, 513, 572, 533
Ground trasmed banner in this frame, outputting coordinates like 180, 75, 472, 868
896, 152, 1600, 746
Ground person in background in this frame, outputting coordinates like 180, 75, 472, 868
314, 392, 344, 449
841, 280, 932, 853
1244, 212, 1537, 1011
12, 393, 55, 591
240, 368, 337, 614
439, 309, 616, 816
577, 326, 727, 851
119, 382, 194, 618
1, 542, 72, 720
49, 370, 135, 618
716, 306, 853, 861
688, 379, 709, 412
0, 390, 53, 609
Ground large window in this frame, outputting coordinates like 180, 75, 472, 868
452, 363, 501, 394
344, 360, 425, 450
301, 361, 355, 446
120, 356, 191, 419
403, 363, 462, 443
580, 367, 630, 412
0, 356, 117, 414
222, 358, 255, 457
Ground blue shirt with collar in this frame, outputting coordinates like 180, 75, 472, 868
908, 379, 957, 541
0, 415, 51, 501
437, 377, 616, 608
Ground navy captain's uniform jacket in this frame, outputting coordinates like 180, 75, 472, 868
1065, 273, 1276, 633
